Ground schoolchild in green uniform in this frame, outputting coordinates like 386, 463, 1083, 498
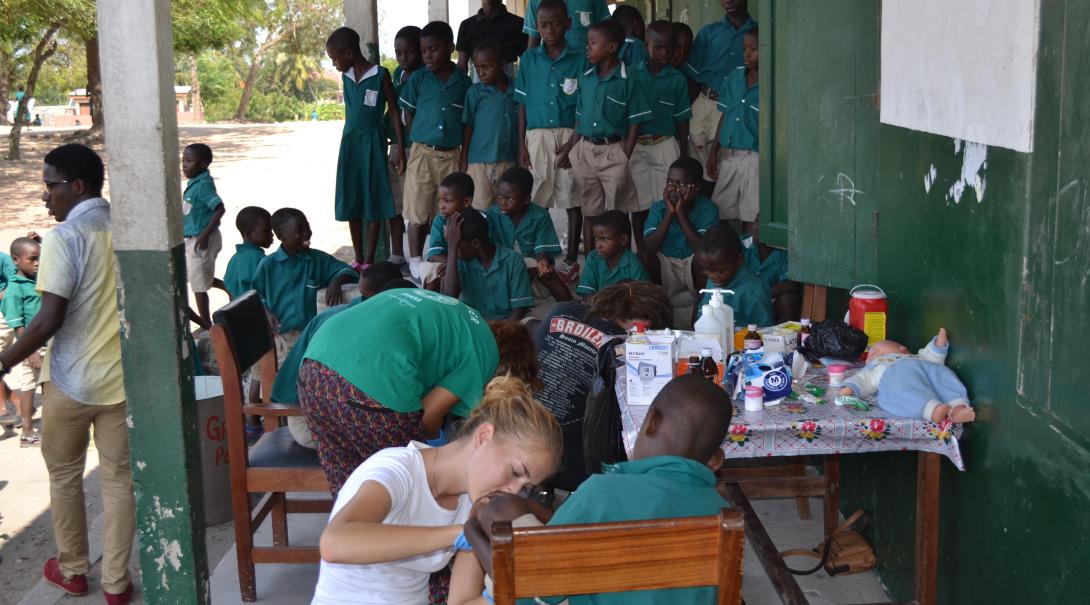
514, 0, 588, 278
421, 172, 474, 289
385, 25, 424, 266
181, 142, 227, 328
576, 210, 650, 298
524, 0, 610, 51
442, 207, 534, 321
252, 208, 358, 346
641, 158, 719, 305
400, 21, 473, 278
223, 206, 274, 299
612, 4, 648, 68
0, 238, 42, 445
461, 40, 520, 211
486, 167, 571, 303
559, 19, 652, 268
450, 374, 733, 605
327, 27, 406, 270
741, 227, 801, 323
628, 21, 692, 250
709, 27, 760, 228
695, 224, 773, 328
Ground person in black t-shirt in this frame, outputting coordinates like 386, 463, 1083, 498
533, 281, 671, 490
455, 0, 529, 78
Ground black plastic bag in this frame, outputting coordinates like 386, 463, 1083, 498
798, 319, 868, 362
582, 356, 628, 476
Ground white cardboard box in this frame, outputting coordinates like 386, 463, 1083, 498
624, 335, 676, 406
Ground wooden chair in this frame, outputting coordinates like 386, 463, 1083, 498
491, 508, 745, 605
209, 291, 332, 602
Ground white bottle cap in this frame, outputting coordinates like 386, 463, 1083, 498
748, 324, 757, 331
700, 347, 713, 356
801, 318, 812, 326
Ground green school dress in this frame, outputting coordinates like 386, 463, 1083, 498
335, 65, 395, 222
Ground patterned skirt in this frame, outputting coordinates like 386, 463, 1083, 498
297, 359, 424, 496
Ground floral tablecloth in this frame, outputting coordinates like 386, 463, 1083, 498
617, 367, 966, 470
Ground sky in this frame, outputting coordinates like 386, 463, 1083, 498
376, 0, 472, 58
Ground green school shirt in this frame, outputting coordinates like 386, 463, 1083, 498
0, 252, 15, 293
0, 274, 41, 328
576, 249, 649, 297
631, 64, 692, 137
700, 265, 774, 328
575, 62, 653, 138
223, 243, 267, 299
486, 203, 562, 260
514, 44, 587, 130
643, 196, 720, 259
716, 67, 759, 152
684, 15, 756, 85
522, 456, 727, 605
252, 246, 358, 333
303, 289, 499, 416
463, 82, 520, 164
425, 214, 452, 260
456, 245, 534, 320
270, 296, 365, 404
181, 170, 224, 237
523, 0, 610, 51
619, 37, 648, 68
385, 65, 413, 145
742, 234, 788, 288
398, 65, 472, 149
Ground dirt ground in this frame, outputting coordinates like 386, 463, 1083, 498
0, 122, 349, 603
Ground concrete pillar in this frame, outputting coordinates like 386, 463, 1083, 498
96, 1, 209, 603
467, 0, 483, 17
429, 0, 450, 23
344, 0, 379, 63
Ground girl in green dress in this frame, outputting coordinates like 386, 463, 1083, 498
327, 27, 407, 269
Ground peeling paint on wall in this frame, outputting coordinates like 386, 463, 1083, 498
924, 164, 938, 193
946, 139, 988, 204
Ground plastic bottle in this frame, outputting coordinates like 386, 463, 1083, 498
799, 318, 812, 346
698, 288, 735, 354
693, 304, 724, 352
699, 347, 718, 381
744, 385, 764, 411
744, 324, 763, 350
687, 355, 702, 375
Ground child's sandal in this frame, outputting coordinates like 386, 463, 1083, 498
20, 433, 41, 448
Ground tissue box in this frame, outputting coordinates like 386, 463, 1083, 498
625, 335, 676, 406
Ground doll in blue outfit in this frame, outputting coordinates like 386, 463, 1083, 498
839, 328, 977, 424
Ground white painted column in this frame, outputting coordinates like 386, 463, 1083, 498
344, 0, 379, 62
429, 0, 450, 23
467, 0, 482, 17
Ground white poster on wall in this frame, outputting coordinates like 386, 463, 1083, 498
880, 0, 1041, 153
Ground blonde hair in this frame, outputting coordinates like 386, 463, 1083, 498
457, 375, 563, 465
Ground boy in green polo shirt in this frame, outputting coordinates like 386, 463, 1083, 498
0, 249, 16, 428
420, 172, 474, 289
695, 224, 773, 328
1, 238, 43, 446
641, 157, 719, 310
252, 208, 358, 357
628, 20, 692, 251
181, 143, 227, 328
400, 21, 473, 280
452, 373, 733, 605
385, 26, 423, 266
709, 27, 760, 229
442, 207, 533, 321
461, 40, 519, 211
514, 0, 589, 278
485, 167, 571, 303
742, 226, 801, 323
576, 210, 649, 298
612, 4, 648, 68
560, 19, 652, 266
524, 0, 609, 52
223, 206, 274, 299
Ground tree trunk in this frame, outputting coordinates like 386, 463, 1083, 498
189, 54, 203, 122
7, 22, 63, 160
85, 34, 103, 131
0, 48, 12, 126
233, 31, 283, 121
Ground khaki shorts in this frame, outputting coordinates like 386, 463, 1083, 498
526, 128, 575, 209
688, 91, 720, 177
629, 137, 680, 211
387, 143, 405, 215
251, 330, 300, 387
569, 139, 638, 217
417, 260, 446, 285
403, 144, 460, 226
712, 149, 760, 221
658, 252, 698, 300
184, 229, 222, 293
467, 161, 515, 211
4, 348, 44, 392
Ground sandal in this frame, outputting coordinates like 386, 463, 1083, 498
20, 433, 41, 448
350, 261, 371, 273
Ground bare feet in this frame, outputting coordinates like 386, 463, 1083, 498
935, 327, 948, 348
931, 403, 976, 423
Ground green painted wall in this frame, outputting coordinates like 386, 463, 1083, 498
774, 0, 1090, 602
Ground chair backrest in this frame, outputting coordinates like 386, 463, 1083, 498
210, 291, 277, 408
491, 507, 744, 605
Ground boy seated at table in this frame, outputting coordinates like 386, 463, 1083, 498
694, 223, 774, 328
447, 373, 732, 605
575, 210, 650, 298
442, 207, 534, 321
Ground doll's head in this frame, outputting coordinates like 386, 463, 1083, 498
869, 340, 910, 357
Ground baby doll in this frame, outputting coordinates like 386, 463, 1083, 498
839, 328, 976, 423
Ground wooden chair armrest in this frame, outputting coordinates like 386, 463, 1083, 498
242, 402, 305, 417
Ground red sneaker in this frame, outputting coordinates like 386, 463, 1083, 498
103, 582, 134, 605
43, 557, 88, 596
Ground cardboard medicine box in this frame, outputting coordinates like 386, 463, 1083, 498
625, 335, 676, 406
